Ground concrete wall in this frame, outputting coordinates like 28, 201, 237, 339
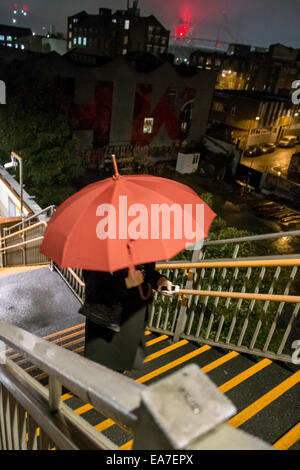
0, 166, 42, 218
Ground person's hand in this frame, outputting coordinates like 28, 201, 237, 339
125, 270, 144, 289
157, 277, 173, 297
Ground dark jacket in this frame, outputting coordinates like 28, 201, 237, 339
81, 263, 165, 372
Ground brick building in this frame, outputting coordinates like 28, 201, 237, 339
209, 90, 300, 148
67, 1, 170, 58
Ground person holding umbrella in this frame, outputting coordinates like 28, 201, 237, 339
40, 156, 216, 374
81, 264, 172, 373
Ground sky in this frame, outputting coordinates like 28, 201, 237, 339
1, 0, 300, 49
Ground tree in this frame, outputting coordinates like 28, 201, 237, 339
0, 76, 84, 208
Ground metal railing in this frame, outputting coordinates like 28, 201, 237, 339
0, 322, 272, 450
0, 206, 55, 268
1, 216, 300, 363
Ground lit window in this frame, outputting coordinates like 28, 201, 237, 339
7, 44, 12, 48
124, 19, 130, 30
122, 48, 127, 55
20, 44, 25, 50
78, 37, 82, 45
15, 44, 18, 48
73, 38, 77, 45
124, 36, 128, 45
83, 37, 87, 46
112, 19, 117, 24
0, 36, 4, 41
143, 118, 154, 134
7, 36, 12, 42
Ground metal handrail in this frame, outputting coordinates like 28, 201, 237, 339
202, 229, 300, 246
3, 206, 55, 234
1, 221, 47, 242
0, 236, 46, 253
179, 289, 300, 304
157, 258, 300, 269
0, 322, 144, 433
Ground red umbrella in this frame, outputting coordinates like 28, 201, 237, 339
40, 156, 216, 274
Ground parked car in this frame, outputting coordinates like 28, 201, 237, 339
258, 142, 277, 154
278, 135, 298, 148
244, 145, 262, 157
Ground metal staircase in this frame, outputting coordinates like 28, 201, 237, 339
0, 209, 299, 450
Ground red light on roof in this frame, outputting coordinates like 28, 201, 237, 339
24, 6, 28, 10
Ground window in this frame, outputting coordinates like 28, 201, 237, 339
148, 25, 154, 33
83, 37, 87, 46
124, 20, 130, 30
122, 48, 127, 55
0, 36, 4, 41
20, 44, 25, 50
7, 44, 12, 48
7, 36, 12, 42
73, 38, 77, 45
161, 37, 167, 45
143, 118, 154, 134
112, 19, 117, 24
78, 37, 82, 45
124, 36, 128, 45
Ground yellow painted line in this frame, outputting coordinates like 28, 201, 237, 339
145, 331, 151, 336
120, 440, 133, 450
144, 340, 189, 363
201, 351, 239, 374
94, 419, 116, 433
219, 358, 272, 393
273, 422, 300, 450
62, 393, 73, 401
6, 324, 85, 359
138, 345, 211, 383
145, 335, 169, 347
75, 403, 93, 415
229, 370, 300, 428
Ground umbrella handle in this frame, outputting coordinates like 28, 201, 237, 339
138, 283, 153, 301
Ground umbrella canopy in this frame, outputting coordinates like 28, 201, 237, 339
40, 159, 216, 272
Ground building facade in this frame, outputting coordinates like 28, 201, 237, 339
209, 90, 300, 148
0, 24, 32, 51
190, 43, 300, 97
67, 1, 170, 58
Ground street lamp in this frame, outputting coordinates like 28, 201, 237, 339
4, 152, 24, 218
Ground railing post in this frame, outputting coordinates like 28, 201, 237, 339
48, 377, 62, 413
133, 364, 237, 450
173, 247, 203, 343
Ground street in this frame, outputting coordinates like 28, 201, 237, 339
241, 144, 300, 178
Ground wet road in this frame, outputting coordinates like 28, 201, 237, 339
241, 144, 300, 178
